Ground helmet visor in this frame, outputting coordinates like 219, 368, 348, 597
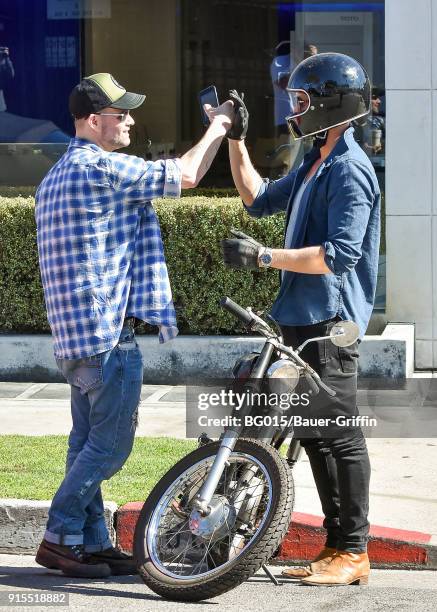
285, 89, 311, 140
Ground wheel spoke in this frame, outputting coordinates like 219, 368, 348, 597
161, 536, 204, 569
159, 524, 192, 548
174, 535, 198, 575
224, 514, 242, 558
188, 530, 216, 575
222, 461, 236, 497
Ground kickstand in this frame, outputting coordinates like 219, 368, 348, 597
262, 564, 281, 586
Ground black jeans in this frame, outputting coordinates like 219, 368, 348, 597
281, 318, 370, 553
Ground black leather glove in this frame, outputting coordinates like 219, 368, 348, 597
221, 229, 263, 269
227, 90, 249, 140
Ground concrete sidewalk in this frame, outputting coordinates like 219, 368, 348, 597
0, 382, 185, 437
1, 381, 437, 564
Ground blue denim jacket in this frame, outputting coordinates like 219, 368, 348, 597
245, 127, 381, 338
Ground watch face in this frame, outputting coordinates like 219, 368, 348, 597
261, 252, 272, 266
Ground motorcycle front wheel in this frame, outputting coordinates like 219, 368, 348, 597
134, 438, 294, 601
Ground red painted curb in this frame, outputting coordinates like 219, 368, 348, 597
278, 513, 430, 566
117, 503, 434, 567
291, 512, 431, 544
116, 502, 142, 553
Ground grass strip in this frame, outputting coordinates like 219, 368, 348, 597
0, 435, 196, 506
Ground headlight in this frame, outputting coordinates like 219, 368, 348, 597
266, 360, 300, 392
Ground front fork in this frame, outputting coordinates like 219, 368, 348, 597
193, 341, 275, 516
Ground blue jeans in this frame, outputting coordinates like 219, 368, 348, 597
44, 325, 144, 551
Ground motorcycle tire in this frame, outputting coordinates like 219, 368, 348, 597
134, 438, 294, 602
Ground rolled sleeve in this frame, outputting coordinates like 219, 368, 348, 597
243, 170, 297, 218
106, 154, 183, 203
163, 158, 182, 199
322, 240, 337, 273
324, 160, 376, 274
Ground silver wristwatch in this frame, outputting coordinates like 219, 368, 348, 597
258, 247, 273, 268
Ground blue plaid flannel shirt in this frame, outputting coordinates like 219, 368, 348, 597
35, 137, 181, 359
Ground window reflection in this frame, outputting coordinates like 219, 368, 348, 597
354, 87, 385, 165
0, 0, 385, 185
0, 0, 385, 308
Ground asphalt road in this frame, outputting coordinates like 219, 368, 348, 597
0, 555, 436, 612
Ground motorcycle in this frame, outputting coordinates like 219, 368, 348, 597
134, 296, 359, 601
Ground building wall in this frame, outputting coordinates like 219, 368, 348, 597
83, 0, 179, 150
385, 0, 436, 368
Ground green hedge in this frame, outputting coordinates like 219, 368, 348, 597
0, 196, 285, 334
0, 196, 50, 333
0, 194, 385, 335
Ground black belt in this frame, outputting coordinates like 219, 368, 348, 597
124, 316, 140, 329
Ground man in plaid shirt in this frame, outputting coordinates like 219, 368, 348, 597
35, 73, 233, 578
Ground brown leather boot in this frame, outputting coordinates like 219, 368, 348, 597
300, 550, 370, 586
87, 546, 137, 575
281, 546, 337, 579
35, 539, 111, 578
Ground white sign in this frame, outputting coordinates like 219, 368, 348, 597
304, 12, 365, 27
47, 0, 111, 20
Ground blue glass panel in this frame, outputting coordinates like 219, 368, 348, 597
0, 0, 80, 144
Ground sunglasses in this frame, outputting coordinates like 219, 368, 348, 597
95, 110, 131, 122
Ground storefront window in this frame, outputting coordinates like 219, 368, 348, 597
180, 1, 385, 182
0, 0, 81, 185
0, 0, 385, 309
180, 0, 385, 309
0, 0, 385, 185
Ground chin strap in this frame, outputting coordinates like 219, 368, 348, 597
314, 130, 328, 144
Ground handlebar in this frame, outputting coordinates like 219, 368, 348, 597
303, 371, 319, 396
221, 296, 337, 398
317, 378, 337, 397
220, 297, 254, 327
303, 368, 336, 397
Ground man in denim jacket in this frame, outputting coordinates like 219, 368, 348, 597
223, 53, 380, 586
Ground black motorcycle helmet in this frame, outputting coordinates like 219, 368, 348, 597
285, 52, 371, 140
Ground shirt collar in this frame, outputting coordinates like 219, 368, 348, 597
68, 136, 102, 152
